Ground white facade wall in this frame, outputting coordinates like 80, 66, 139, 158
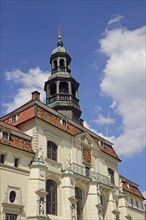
0, 117, 145, 220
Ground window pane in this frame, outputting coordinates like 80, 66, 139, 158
15, 159, 19, 167
6, 214, 17, 220
6, 214, 10, 220
52, 204, 56, 214
0, 154, 5, 164
46, 179, 57, 215
108, 168, 115, 185
47, 141, 57, 161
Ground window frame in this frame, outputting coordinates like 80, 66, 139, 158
2, 131, 9, 140
12, 115, 17, 123
9, 191, 16, 203
136, 200, 139, 209
46, 179, 57, 215
108, 168, 115, 185
14, 157, 20, 168
47, 141, 57, 161
6, 213, 17, 220
0, 153, 6, 164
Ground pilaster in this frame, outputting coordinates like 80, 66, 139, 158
62, 173, 75, 220
27, 159, 47, 220
118, 192, 129, 220
85, 183, 99, 220
104, 189, 116, 220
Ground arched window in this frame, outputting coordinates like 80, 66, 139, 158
46, 179, 57, 215
108, 168, 115, 185
53, 60, 57, 69
72, 84, 76, 96
59, 82, 68, 94
47, 141, 57, 161
60, 59, 65, 67
75, 187, 83, 220
50, 83, 56, 96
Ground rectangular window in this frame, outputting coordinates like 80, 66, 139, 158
136, 200, 139, 209
3, 131, 9, 140
47, 141, 57, 161
0, 154, 5, 164
131, 198, 133, 207
14, 158, 19, 167
6, 214, 17, 220
12, 115, 16, 122
141, 201, 144, 210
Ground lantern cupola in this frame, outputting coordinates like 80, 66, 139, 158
44, 26, 82, 123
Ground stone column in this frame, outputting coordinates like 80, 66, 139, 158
68, 82, 72, 96
56, 81, 60, 94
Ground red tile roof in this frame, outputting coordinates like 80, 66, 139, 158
0, 121, 33, 153
94, 138, 120, 161
102, 143, 121, 161
1, 99, 120, 160
4, 106, 35, 126
120, 175, 145, 199
0, 121, 31, 137
0, 135, 34, 153
37, 107, 81, 135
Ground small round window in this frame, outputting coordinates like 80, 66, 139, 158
9, 191, 16, 203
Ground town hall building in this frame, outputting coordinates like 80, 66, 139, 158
0, 28, 145, 220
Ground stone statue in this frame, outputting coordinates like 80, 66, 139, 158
38, 146, 43, 161
66, 154, 71, 168
39, 197, 44, 215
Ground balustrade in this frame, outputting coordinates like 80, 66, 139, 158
64, 163, 111, 186
47, 94, 79, 106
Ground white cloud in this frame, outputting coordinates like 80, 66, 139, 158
107, 15, 123, 25
105, 15, 124, 33
98, 21, 146, 157
83, 121, 98, 134
107, 15, 123, 26
3, 67, 50, 113
93, 114, 115, 126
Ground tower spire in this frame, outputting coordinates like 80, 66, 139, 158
58, 24, 62, 41
57, 24, 63, 47
44, 28, 82, 123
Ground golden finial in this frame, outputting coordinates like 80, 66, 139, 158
58, 24, 62, 41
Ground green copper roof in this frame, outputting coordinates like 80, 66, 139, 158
31, 160, 46, 166
51, 46, 69, 55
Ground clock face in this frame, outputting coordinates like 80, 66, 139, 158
83, 147, 91, 164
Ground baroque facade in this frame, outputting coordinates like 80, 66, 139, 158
0, 29, 145, 220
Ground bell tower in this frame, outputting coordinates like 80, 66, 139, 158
44, 26, 82, 123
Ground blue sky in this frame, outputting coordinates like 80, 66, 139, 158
1, 1, 145, 195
